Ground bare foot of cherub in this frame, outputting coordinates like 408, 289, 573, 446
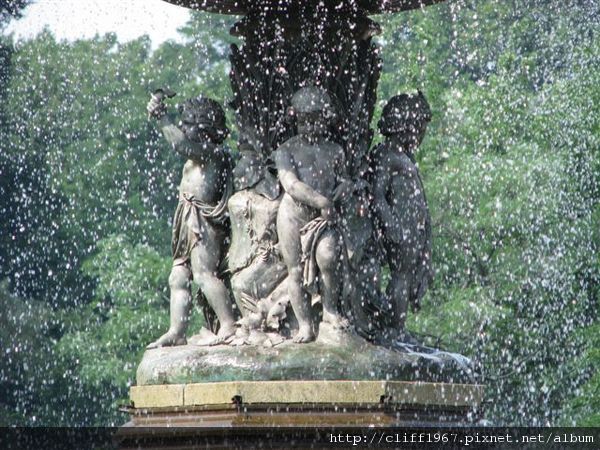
293, 324, 316, 343
207, 322, 237, 346
322, 309, 350, 330
146, 330, 187, 349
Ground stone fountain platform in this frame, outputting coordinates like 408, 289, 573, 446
122, 378, 483, 446
124, 327, 483, 442
135, 324, 476, 386
130, 379, 483, 412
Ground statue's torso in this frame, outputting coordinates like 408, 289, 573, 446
178, 156, 228, 203
280, 135, 343, 212
375, 146, 429, 240
228, 189, 281, 273
388, 152, 427, 216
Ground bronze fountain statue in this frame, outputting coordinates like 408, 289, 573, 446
126, 0, 483, 433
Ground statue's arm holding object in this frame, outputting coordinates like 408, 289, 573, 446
161, 118, 208, 160
147, 93, 206, 160
332, 150, 354, 204
275, 146, 332, 212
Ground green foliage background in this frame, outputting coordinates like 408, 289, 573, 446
0, 0, 598, 425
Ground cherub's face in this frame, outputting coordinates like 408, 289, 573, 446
415, 122, 428, 146
388, 121, 428, 151
179, 108, 215, 144
296, 111, 328, 138
180, 122, 212, 144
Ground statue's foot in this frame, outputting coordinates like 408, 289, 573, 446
146, 331, 187, 349
247, 329, 269, 346
207, 323, 237, 346
235, 325, 250, 339
322, 310, 350, 330
293, 325, 315, 343
265, 332, 285, 347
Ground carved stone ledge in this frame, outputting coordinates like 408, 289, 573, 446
122, 380, 483, 436
130, 380, 483, 409
136, 325, 475, 386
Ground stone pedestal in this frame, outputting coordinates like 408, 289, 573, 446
121, 380, 483, 447
123, 329, 483, 445
135, 325, 475, 385
129, 380, 483, 413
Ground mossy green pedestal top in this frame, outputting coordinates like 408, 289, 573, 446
136, 325, 474, 386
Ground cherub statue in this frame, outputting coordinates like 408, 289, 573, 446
146, 92, 237, 348
274, 86, 352, 343
372, 91, 433, 338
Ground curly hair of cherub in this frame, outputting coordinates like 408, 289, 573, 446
178, 96, 229, 144
378, 90, 432, 137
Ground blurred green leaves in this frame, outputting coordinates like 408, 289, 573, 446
0, 0, 597, 427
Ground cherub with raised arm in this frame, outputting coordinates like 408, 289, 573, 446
372, 91, 434, 339
275, 86, 353, 343
146, 92, 237, 348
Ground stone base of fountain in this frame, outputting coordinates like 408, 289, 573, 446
120, 380, 483, 447
124, 380, 484, 421
135, 324, 476, 386
122, 327, 483, 446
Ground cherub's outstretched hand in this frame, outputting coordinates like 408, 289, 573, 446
147, 93, 167, 119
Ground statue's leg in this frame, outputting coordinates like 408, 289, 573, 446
315, 230, 349, 329
388, 253, 409, 332
231, 255, 287, 320
147, 264, 191, 349
277, 211, 315, 343
190, 240, 237, 345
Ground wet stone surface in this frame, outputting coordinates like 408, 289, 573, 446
137, 324, 475, 386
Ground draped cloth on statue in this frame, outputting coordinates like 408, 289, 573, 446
171, 176, 232, 267
300, 217, 332, 295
